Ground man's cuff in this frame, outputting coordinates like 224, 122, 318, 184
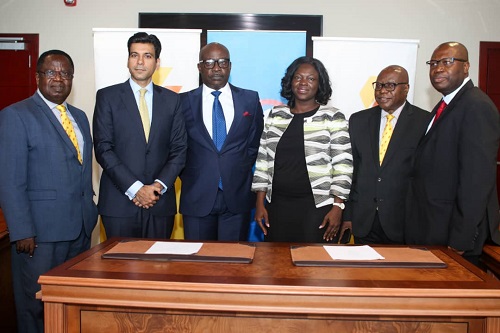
154, 179, 168, 195
125, 181, 144, 200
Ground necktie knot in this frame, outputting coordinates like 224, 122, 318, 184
386, 114, 395, 122
140, 88, 147, 98
211, 90, 221, 98
56, 104, 66, 113
432, 100, 447, 126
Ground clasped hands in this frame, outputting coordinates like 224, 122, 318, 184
133, 182, 163, 209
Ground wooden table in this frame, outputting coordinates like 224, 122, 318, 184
482, 244, 500, 278
39, 239, 500, 333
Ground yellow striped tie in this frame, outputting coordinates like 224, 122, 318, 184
56, 104, 82, 164
379, 114, 395, 165
139, 88, 150, 142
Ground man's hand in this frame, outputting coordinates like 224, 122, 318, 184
134, 184, 160, 209
16, 237, 36, 257
338, 220, 352, 244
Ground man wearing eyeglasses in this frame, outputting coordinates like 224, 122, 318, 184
93, 32, 187, 240
179, 42, 264, 241
340, 65, 430, 245
0, 50, 98, 332
406, 42, 500, 264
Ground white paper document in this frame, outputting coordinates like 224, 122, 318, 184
146, 242, 203, 255
323, 245, 385, 260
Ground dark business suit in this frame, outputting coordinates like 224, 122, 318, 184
180, 84, 263, 240
0, 92, 98, 332
93, 81, 187, 238
406, 80, 500, 256
344, 102, 430, 243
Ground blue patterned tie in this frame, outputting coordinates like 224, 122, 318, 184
212, 91, 226, 150
212, 91, 226, 189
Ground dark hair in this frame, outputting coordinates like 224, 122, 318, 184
280, 56, 332, 107
36, 50, 74, 72
127, 32, 162, 59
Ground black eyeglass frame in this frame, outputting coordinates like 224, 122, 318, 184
425, 57, 468, 68
37, 70, 74, 80
372, 82, 408, 91
198, 58, 231, 69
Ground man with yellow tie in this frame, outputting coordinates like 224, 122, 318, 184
341, 65, 430, 245
0, 50, 98, 332
93, 32, 187, 239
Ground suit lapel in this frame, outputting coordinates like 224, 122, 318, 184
190, 87, 217, 150
120, 81, 147, 144
33, 94, 81, 163
424, 80, 474, 139
381, 102, 411, 167
368, 108, 381, 167
148, 84, 162, 145
224, 85, 243, 152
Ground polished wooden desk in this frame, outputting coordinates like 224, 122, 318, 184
482, 244, 500, 279
39, 239, 500, 333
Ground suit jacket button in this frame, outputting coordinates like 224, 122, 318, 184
378, 177, 382, 182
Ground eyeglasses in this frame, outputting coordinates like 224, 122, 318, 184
372, 82, 408, 91
198, 58, 230, 69
37, 70, 74, 80
426, 57, 468, 68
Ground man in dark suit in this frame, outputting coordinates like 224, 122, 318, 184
406, 42, 500, 264
93, 32, 187, 239
0, 50, 98, 333
180, 42, 264, 241
342, 65, 430, 244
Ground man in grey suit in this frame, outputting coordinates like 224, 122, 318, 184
342, 65, 430, 244
0, 50, 98, 333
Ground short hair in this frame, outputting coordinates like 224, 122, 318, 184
36, 50, 74, 72
127, 32, 162, 59
280, 56, 332, 107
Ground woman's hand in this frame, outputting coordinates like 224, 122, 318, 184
319, 205, 343, 241
255, 191, 270, 235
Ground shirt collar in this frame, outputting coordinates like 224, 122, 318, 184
381, 101, 406, 120
202, 83, 231, 96
129, 78, 153, 94
442, 77, 470, 104
37, 89, 67, 110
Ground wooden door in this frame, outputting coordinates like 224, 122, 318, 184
0, 34, 38, 110
0, 33, 38, 333
479, 41, 500, 205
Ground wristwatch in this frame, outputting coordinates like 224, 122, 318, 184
332, 202, 345, 210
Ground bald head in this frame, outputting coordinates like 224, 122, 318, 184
199, 42, 230, 61
380, 65, 409, 82
434, 42, 468, 60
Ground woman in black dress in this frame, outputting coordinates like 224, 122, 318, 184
252, 57, 353, 243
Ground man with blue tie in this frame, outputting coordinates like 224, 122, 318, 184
0, 50, 98, 333
180, 42, 264, 241
93, 32, 187, 239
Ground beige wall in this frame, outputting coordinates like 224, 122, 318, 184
1, 0, 499, 115
1, 0, 499, 243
